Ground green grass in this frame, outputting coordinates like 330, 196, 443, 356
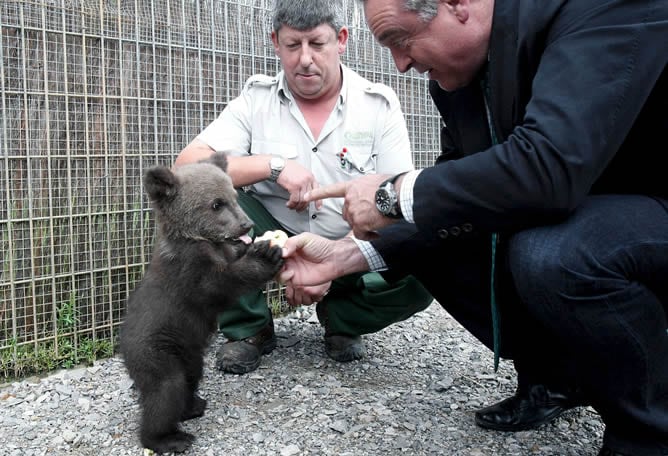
57, 292, 79, 331
0, 336, 115, 380
0, 292, 116, 381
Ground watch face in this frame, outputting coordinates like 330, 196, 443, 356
375, 189, 391, 214
270, 156, 285, 170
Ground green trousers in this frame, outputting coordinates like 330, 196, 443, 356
218, 190, 434, 341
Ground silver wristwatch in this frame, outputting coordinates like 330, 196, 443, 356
268, 155, 285, 182
375, 174, 403, 219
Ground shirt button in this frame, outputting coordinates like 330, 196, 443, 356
462, 223, 473, 232
438, 228, 449, 239
450, 226, 461, 236
312, 147, 318, 152
311, 214, 317, 219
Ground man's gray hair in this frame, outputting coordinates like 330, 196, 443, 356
356, 0, 439, 22
272, 0, 346, 34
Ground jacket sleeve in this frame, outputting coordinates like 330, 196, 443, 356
413, 1, 667, 238
370, 220, 443, 274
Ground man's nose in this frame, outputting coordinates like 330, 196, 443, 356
299, 47, 313, 66
390, 48, 412, 73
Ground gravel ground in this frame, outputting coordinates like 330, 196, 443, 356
0, 302, 605, 456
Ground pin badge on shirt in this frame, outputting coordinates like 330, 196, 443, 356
338, 147, 352, 171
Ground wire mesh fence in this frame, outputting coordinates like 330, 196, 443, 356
0, 0, 441, 379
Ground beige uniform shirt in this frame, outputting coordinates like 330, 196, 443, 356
197, 64, 414, 240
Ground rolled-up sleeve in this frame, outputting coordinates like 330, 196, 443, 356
197, 90, 253, 157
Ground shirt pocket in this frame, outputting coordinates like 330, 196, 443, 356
336, 144, 377, 177
250, 140, 298, 159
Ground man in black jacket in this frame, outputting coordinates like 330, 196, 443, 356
279, 0, 668, 455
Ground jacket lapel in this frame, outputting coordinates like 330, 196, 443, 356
487, 0, 519, 140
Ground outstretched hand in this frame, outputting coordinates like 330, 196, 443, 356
304, 174, 395, 240
279, 233, 369, 288
279, 233, 340, 286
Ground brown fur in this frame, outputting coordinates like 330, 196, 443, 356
119, 152, 283, 453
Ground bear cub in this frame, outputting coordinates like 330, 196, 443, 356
120, 152, 283, 454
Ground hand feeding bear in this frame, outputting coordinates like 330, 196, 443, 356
119, 152, 284, 454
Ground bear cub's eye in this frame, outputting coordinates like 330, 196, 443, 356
212, 198, 227, 211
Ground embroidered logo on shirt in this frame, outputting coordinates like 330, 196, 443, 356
344, 131, 373, 145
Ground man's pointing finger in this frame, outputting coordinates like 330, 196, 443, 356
304, 182, 348, 202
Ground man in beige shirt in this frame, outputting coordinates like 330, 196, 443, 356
175, 0, 432, 374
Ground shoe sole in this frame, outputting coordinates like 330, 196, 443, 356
218, 336, 277, 374
221, 358, 261, 375
327, 349, 365, 363
474, 407, 569, 432
325, 337, 366, 362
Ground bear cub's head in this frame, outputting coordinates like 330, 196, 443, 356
143, 152, 254, 252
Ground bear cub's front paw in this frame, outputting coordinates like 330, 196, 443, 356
247, 240, 284, 280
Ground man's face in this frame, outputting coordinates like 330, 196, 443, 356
272, 23, 347, 101
363, 0, 489, 91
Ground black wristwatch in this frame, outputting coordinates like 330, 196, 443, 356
375, 173, 404, 219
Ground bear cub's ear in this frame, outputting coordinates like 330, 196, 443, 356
206, 151, 229, 172
143, 166, 179, 203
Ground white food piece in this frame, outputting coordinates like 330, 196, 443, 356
254, 230, 288, 248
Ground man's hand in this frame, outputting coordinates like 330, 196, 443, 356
277, 161, 322, 212
284, 281, 332, 307
304, 174, 395, 240
279, 233, 368, 287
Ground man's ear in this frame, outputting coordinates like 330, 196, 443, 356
444, 0, 470, 23
271, 30, 280, 55
337, 27, 349, 54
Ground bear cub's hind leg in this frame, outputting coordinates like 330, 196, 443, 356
139, 373, 195, 453
182, 394, 207, 421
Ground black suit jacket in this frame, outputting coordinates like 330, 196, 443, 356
373, 0, 667, 267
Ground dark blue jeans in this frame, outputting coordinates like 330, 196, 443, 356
507, 194, 668, 454
405, 195, 668, 454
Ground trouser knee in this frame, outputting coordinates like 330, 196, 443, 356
506, 227, 577, 324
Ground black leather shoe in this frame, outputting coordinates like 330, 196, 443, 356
475, 384, 584, 431
216, 319, 276, 374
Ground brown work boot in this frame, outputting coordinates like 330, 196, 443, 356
324, 334, 366, 362
316, 301, 366, 362
215, 319, 276, 374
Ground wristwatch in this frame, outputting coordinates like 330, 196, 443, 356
268, 155, 285, 182
375, 173, 404, 219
